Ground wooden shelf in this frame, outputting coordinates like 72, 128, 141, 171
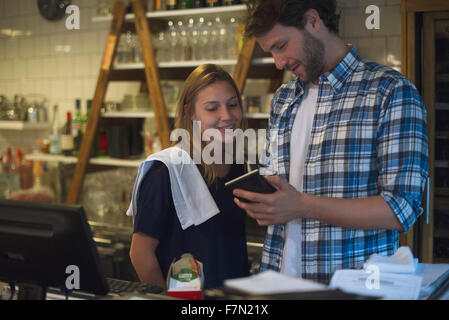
110, 57, 276, 81
25, 153, 144, 168
102, 111, 176, 118
102, 110, 268, 119
435, 188, 449, 196
0, 121, 50, 130
92, 4, 247, 22
435, 197, 449, 211
436, 102, 449, 110
434, 227, 449, 239
435, 160, 449, 168
114, 57, 274, 70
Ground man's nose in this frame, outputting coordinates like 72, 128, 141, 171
273, 54, 287, 70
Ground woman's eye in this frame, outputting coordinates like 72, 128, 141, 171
228, 103, 238, 108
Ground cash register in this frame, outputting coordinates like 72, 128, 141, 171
0, 199, 165, 300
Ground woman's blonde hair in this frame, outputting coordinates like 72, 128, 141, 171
173, 64, 247, 186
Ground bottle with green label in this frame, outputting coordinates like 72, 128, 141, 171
72, 99, 83, 154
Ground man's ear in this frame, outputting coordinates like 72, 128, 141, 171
304, 8, 321, 31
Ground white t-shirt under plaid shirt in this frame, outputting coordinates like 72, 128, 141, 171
259, 46, 429, 284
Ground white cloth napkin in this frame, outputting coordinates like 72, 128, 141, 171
126, 146, 220, 230
363, 246, 418, 274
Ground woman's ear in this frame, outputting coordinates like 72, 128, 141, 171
188, 104, 197, 121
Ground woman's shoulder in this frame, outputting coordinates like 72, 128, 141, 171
141, 160, 170, 185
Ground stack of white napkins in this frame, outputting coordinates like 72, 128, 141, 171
363, 246, 418, 273
224, 271, 327, 296
330, 247, 423, 300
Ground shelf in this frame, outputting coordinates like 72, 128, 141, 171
246, 113, 269, 119
436, 131, 449, 138
102, 110, 268, 119
110, 57, 276, 81
0, 121, 50, 130
436, 102, 449, 110
102, 111, 175, 118
435, 188, 449, 196
92, 4, 246, 22
435, 228, 449, 239
114, 57, 274, 70
25, 153, 144, 168
435, 160, 449, 168
437, 73, 449, 83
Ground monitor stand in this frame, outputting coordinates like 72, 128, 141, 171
17, 283, 47, 300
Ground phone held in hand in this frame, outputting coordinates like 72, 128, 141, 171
225, 169, 276, 202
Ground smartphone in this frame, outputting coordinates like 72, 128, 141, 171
225, 169, 276, 202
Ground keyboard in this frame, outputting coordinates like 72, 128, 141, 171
106, 278, 164, 295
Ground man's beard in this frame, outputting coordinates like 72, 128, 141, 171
302, 30, 325, 82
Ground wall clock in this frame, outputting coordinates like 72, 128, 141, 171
37, 0, 72, 21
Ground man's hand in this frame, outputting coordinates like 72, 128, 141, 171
233, 175, 303, 226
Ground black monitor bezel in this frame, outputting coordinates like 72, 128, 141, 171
0, 199, 109, 296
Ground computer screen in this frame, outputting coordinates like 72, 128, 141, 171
0, 199, 109, 298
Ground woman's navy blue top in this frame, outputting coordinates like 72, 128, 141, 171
133, 161, 249, 289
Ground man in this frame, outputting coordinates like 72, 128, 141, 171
233, 0, 428, 284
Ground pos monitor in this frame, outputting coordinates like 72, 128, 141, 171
0, 199, 109, 299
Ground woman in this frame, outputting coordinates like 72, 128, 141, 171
129, 64, 249, 291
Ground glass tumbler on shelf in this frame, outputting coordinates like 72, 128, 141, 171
167, 21, 178, 62
198, 17, 210, 60
154, 31, 168, 63
190, 19, 202, 61
226, 17, 239, 60
178, 21, 191, 61
215, 17, 228, 60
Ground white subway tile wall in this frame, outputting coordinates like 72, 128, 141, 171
0, 0, 402, 150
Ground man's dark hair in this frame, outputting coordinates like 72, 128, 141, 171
244, 0, 341, 38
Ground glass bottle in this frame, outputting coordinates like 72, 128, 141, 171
167, 21, 178, 61
49, 104, 61, 155
73, 99, 83, 155
61, 112, 74, 156
179, 0, 193, 9
166, 0, 176, 10
205, 0, 221, 7
193, 0, 205, 8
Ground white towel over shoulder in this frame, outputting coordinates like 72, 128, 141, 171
126, 146, 220, 230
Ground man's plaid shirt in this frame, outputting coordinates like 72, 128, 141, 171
259, 46, 429, 284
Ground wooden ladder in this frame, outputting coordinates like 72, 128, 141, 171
66, 0, 170, 204
66, 0, 280, 205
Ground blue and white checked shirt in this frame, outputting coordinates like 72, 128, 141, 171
259, 46, 429, 284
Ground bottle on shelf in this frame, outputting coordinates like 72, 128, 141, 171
49, 104, 61, 155
4, 146, 21, 196
223, 0, 240, 5
178, 0, 193, 9
61, 111, 74, 156
193, 0, 205, 8
166, 0, 176, 10
73, 99, 83, 154
155, 0, 166, 10
205, 0, 221, 7
20, 148, 34, 190
97, 127, 108, 157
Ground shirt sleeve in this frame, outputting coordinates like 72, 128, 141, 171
377, 78, 429, 232
133, 161, 172, 240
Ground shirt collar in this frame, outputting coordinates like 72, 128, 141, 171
293, 45, 361, 95
319, 45, 361, 92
